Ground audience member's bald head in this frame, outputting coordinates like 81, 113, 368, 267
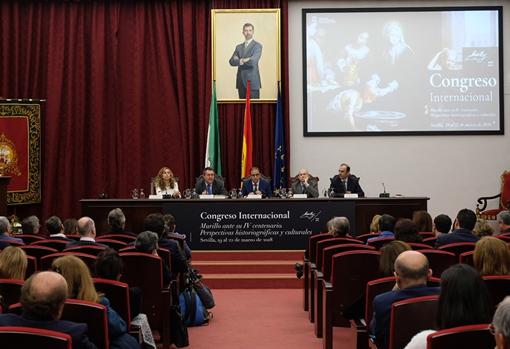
394, 251, 431, 287
21, 271, 68, 319
77, 216, 96, 237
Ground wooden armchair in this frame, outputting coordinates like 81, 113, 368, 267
477, 170, 510, 219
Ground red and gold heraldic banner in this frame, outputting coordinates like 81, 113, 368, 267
0, 103, 41, 204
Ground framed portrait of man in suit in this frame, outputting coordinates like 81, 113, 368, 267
212, 9, 280, 103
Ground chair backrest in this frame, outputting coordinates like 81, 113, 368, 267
438, 242, 476, 259
0, 279, 24, 307
26, 255, 36, 278
322, 244, 375, 282
367, 237, 395, 250
420, 249, 457, 277
482, 275, 510, 310
459, 251, 474, 266
15, 234, 45, 244
120, 246, 172, 273
40, 252, 97, 273
418, 232, 435, 239
61, 299, 109, 349
422, 237, 437, 246
30, 239, 68, 251
495, 234, 510, 243
316, 238, 363, 271
94, 238, 127, 250
356, 233, 380, 243
389, 295, 439, 349
63, 244, 107, 256
426, 324, 494, 349
93, 277, 131, 323
96, 234, 136, 244
408, 242, 433, 250
307, 233, 331, 261
0, 326, 72, 349
20, 245, 58, 271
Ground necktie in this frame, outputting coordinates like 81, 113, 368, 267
301, 184, 305, 193
343, 180, 348, 191
207, 184, 212, 194
254, 183, 258, 193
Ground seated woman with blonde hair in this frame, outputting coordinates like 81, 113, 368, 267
52, 255, 140, 349
0, 246, 27, 280
154, 167, 180, 198
474, 236, 510, 276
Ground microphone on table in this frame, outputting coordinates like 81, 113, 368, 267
379, 182, 390, 198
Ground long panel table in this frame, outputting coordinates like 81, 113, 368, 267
81, 197, 428, 250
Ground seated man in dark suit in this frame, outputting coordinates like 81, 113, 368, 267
371, 250, 439, 349
107, 208, 135, 236
195, 167, 228, 195
367, 214, 395, 243
241, 166, 272, 198
329, 163, 365, 197
0, 216, 24, 244
46, 216, 74, 241
291, 168, 319, 198
0, 271, 97, 349
65, 217, 107, 249
435, 208, 479, 247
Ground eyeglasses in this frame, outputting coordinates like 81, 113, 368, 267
251, 173, 260, 176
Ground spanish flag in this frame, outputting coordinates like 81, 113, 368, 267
241, 80, 252, 178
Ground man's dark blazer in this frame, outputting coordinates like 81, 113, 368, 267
194, 177, 228, 195
371, 284, 440, 349
434, 228, 479, 247
329, 174, 365, 197
158, 238, 189, 276
65, 239, 108, 249
0, 313, 98, 349
291, 179, 319, 198
241, 179, 272, 197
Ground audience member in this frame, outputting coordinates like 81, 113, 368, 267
107, 208, 135, 236
435, 209, 479, 247
0, 271, 98, 349
46, 216, 73, 241
367, 214, 395, 243
63, 218, 79, 235
404, 264, 491, 349
135, 230, 171, 286
370, 214, 382, 233
0, 216, 24, 244
433, 214, 452, 237
52, 255, 139, 349
412, 210, 432, 232
21, 215, 40, 235
394, 219, 423, 243
493, 296, 510, 349
474, 236, 510, 276
473, 218, 495, 238
329, 216, 352, 237
65, 217, 107, 249
0, 246, 27, 280
371, 250, 439, 349
163, 214, 191, 260
379, 240, 411, 276
497, 211, 510, 235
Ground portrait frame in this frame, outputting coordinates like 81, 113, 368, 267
212, 8, 281, 103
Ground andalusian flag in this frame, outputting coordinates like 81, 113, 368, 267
205, 81, 222, 175
241, 80, 253, 178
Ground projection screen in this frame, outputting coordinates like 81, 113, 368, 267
302, 7, 503, 136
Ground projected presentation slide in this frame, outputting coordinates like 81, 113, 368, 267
302, 7, 503, 136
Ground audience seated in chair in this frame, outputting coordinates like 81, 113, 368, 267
379, 241, 411, 277
241, 166, 272, 198
106, 208, 135, 237
371, 251, 440, 349
46, 216, 74, 241
394, 219, 423, 243
329, 216, 353, 238
473, 218, 494, 238
433, 214, 452, 238
0, 217, 24, 245
163, 214, 191, 261
370, 214, 382, 234
65, 217, 107, 249
367, 214, 395, 243
63, 218, 79, 236
435, 209, 479, 247
290, 169, 319, 198
412, 210, 433, 233
21, 215, 41, 235
0, 271, 98, 349
52, 255, 139, 349
404, 264, 492, 349
194, 167, 227, 195
474, 237, 510, 276
493, 296, 510, 349
497, 211, 510, 235
135, 231, 172, 286
0, 246, 27, 280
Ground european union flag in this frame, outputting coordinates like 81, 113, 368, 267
273, 82, 286, 189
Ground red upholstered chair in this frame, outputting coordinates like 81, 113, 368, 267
303, 233, 331, 312
25, 255, 36, 277
482, 275, 510, 310
0, 326, 72, 349
420, 250, 457, 277
322, 250, 380, 349
495, 234, 510, 243
356, 233, 380, 243
61, 299, 109, 349
15, 234, 45, 244
21, 245, 58, 271
438, 242, 476, 261
367, 237, 395, 250
0, 279, 23, 307
477, 170, 510, 220
40, 252, 97, 273
120, 246, 173, 279
426, 324, 494, 349
389, 295, 439, 349
93, 278, 131, 324
313, 244, 375, 337
31, 239, 68, 251
97, 234, 136, 244
94, 238, 127, 250
422, 237, 437, 247
418, 232, 435, 239
459, 250, 474, 266
63, 244, 107, 256
120, 252, 171, 349
408, 242, 433, 250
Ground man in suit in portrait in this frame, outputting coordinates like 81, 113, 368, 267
0, 271, 98, 349
64, 216, 107, 249
291, 168, 319, 198
242, 167, 272, 198
229, 23, 262, 99
329, 163, 365, 197
195, 167, 228, 195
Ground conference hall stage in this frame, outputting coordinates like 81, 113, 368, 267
81, 197, 428, 250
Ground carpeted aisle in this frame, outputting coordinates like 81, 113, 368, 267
186, 289, 356, 349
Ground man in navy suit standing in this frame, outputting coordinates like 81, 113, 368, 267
229, 23, 262, 99
242, 167, 272, 198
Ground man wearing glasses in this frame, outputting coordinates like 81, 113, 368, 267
242, 167, 272, 198
329, 163, 365, 197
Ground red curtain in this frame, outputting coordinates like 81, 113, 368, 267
0, 0, 289, 221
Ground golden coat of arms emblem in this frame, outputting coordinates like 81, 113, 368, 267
0, 133, 21, 176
